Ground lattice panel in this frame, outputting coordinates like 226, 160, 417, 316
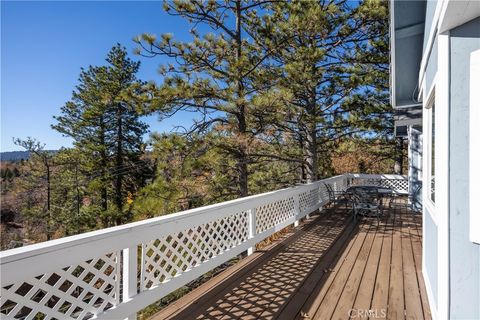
299, 188, 319, 213
319, 184, 330, 203
142, 212, 249, 290
1, 253, 119, 320
380, 178, 409, 192
353, 178, 382, 187
351, 177, 408, 193
255, 197, 295, 234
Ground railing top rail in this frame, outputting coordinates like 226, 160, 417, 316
347, 173, 407, 179
0, 175, 347, 265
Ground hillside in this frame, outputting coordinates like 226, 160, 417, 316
0, 151, 30, 162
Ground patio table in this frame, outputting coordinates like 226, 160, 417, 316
346, 185, 394, 218
346, 185, 394, 196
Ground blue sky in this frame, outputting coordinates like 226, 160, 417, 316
1, 1, 196, 152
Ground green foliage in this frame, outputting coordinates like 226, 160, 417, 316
133, 133, 231, 219
5, 142, 97, 242
49, 148, 98, 235
52, 44, 150, 227
135, 0, 278, 197
135, 0, 395, 189
133, 130, 302, 220
250, 0, 392, 182
2, 1, 403, 249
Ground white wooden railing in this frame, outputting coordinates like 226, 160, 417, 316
0, 174, 407, 320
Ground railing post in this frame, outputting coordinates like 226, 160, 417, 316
247, 208, 256, 256
294, 193, 300, 227
307, 186, 317, 220
122, 246, 138, 320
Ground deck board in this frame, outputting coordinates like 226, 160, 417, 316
370, 212, 393, 319
292, 216, 365, 320
330, 221, 378, 319
350, 217, 383, 317
151, 203, 431, 320
388, 212, 405, 320
409, 212, 432, 320
312, 222, 372, 319
402, 215, 425, 320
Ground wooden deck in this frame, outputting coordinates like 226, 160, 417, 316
152, 204, 431, 320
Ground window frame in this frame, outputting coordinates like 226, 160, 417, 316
424, 86, 436, 209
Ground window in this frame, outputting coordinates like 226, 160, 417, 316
425, 88, 435, 207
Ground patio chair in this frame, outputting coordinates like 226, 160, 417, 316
389, 184, 422, 213
324, 183, 349, 208
351, 188, 382, 222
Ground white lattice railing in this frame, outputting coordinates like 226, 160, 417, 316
348, 173, 409, 194
0, 173, 407, 320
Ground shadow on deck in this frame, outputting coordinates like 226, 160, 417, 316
152, 203, 431, 320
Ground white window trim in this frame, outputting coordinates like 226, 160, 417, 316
424, 80, 436, 213
418, 1, 444, 88
436, 32, 450, 320
421, 33, 450, 320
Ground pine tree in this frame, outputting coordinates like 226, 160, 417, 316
13, 137, 56, 239
340, 0, 399, 173
51, 148, 97, 236
256, 0, 391, 181
102, 45, 149, 223
53, 44, 148, 226
135, 0, 275, 197
133, 133, 229, 219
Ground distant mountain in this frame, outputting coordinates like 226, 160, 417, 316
1, 150, 59, 162
0, 151, 31, 162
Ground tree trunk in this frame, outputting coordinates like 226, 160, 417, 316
299, 135, 307, 183
394, 137, 404, 175
236, 113, 249, 197
304, 98, 318, 183
115, 103, 124, 225
99, 116, 108, 226
75, 163, 80, 217
237, 144, 248, 197
235, 0, 248, 197
304, 124, 318, 183
46, 162, 52, 240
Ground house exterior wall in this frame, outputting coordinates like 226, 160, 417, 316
448, 17, 480, 319
424, 209, 438, 308
393, 1, 480, 319
420, 13, 480, 320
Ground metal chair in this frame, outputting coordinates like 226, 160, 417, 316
351, 188, 382, 222
389, 184, 422, 213
324, 183, 348, 208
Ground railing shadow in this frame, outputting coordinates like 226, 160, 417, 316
293, 201, 424, 320
160, 200, 424, 320
164, 206, 359, 320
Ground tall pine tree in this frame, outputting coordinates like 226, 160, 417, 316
255, 0, 391, 181
53, 44, 148, 226
135, 0, 275, 197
